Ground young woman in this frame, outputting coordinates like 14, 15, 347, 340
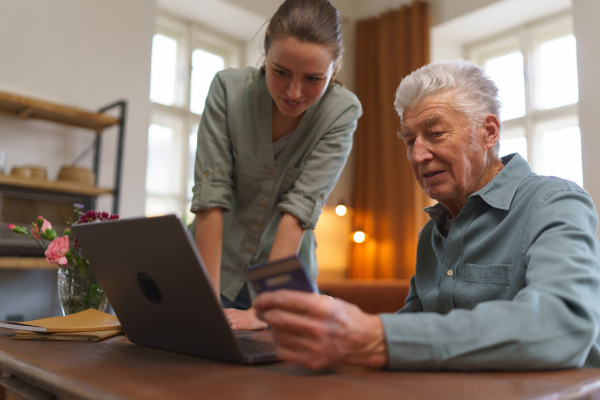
191, 0, 362, 329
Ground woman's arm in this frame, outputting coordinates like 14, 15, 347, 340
269, 213, 305, 261
226, 213, 305, 331
195, 207, 223, 299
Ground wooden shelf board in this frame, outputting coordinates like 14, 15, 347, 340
0, 257, 57, 270
0, 90, 119, 131
0, 174, 113, 197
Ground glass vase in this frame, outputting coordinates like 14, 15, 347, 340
57, 265, 108, 316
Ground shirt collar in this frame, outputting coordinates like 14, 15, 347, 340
476, 152, 531, 210
425, 153, 532, 219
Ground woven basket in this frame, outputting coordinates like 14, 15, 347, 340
57, 165, 95, 186
10, 165, 47, 180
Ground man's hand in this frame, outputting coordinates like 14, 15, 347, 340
224, 308, 268, 331
254, 290, 388, 370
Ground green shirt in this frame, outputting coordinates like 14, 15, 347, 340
382, 153, 600, 370
191, 67, 362, 301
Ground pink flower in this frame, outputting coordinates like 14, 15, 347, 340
45, 236, 70, 267
8, 224, 27, 234
32, 218, 53, 239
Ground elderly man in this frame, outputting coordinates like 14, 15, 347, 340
253, 60, 600, 371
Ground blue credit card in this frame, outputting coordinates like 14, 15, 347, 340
247, 255, 316, 294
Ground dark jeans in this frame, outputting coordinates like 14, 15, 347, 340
220, 284, 251, 310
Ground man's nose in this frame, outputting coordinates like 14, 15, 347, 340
411, 137, 433, 164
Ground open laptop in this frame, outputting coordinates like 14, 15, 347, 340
72, 214, 278, 364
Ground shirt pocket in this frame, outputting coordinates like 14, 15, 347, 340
453, 263, 514, 310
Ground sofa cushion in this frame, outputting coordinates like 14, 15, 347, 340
317, 279, 410, 314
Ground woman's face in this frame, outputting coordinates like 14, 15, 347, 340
265, 37, 335, 119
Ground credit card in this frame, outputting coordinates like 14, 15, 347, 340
248, 255, 316, 294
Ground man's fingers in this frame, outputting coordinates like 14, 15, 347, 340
255, 290, 336, 318
266, 313, 339, 370
259, 306, 324, 338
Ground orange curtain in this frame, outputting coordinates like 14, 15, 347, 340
350, 1, 431, 279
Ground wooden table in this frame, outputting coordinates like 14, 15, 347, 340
1, 328, 600, 400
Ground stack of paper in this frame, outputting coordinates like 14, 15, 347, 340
0, 309, 123, 341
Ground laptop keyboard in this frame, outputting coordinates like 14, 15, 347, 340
237, 337, 277, 355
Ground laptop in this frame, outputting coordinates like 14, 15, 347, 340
71, 214, 278, 364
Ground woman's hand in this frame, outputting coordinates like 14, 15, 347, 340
224, 307, 268, 331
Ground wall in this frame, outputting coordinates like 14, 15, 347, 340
0, 0, 154, 218
430, 0, 571, 62
573, 0, 600, 231
0, 0, 155, 320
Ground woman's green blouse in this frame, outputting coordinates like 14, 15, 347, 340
191, 67, 362, 301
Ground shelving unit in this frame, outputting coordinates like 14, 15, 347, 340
0, 174, 113, 197
0, 90, 127, 212
0, 257, 56, 270
0, 90, 127, 268
0, 91, 120, 130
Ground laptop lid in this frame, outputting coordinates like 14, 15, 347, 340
71, 214, 277, 364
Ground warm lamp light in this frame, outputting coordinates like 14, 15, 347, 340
353, 230, 366, 243
335, 204, 347, 216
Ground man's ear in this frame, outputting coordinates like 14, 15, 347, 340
483, 114, 501, 150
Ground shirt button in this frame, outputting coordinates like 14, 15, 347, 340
260, 199, 266, 205
435, 231, 440, 237
253, 224, 259, 230
247, 247, 254, 252
268, 173, 274, 179
203, 172, 210, 178
446, 269, 454, 277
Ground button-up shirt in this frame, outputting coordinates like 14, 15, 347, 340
382, 153, 600, 370
191, 67, 362, 301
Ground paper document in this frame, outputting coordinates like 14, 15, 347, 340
0, 309, 121, 333
12, 329, 123, 342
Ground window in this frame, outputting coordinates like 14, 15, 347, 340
147, 14, 242, 223
467, 13, 581, 186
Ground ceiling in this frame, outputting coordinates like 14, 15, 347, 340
156, 0, 573, 48
433, 0, 572, 44
155, 0, 281, 41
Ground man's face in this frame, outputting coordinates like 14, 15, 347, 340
399, 91, 497, 216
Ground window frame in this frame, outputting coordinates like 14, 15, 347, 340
147, 13, 243, 221
466, 12, 580, 183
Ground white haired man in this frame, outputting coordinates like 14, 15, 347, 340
254, 60, 600, 371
